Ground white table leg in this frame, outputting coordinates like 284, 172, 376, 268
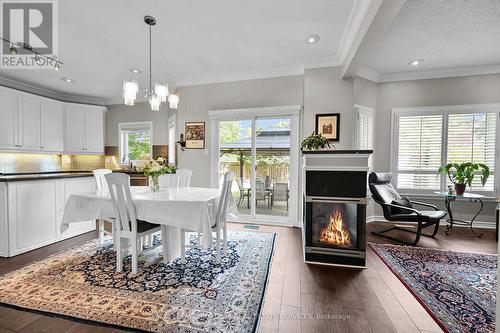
167, 226, 181, 262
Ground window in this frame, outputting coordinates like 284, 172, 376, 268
354, 105, 374, 170
392, 105, 499, 195
353, 105, 374, 150
119, 122, 153, 164
168, 115, 176, 166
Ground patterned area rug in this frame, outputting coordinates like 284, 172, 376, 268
369, 243, 496, 333
0, 231, 276, 332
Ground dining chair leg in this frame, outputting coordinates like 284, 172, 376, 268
215, 228, 221, 263
222, 224, 228, 257
115, 235, 122, 272
131, 237, 138, 275
180, 229, 186, 263
98, 219, 105, 244
160, 225, 169, 264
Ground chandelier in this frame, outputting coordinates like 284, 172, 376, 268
122, 16, 179, 111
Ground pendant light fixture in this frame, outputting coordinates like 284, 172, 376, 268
122, 16, 179, 111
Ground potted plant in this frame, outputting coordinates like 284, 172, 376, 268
301, 132, 334, 151
437, 162, 489, 195
136, 157, 175, 191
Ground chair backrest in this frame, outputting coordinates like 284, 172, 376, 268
368, 172, 401, 217
255, 179, 265, 198
273, 183, 288, 200
105, 173, 136, 233
93, 169, 112, 191
176, 169, 192, 187
215, 171, 235, 228
236, 177, 244, 192
158, 173, 180, 188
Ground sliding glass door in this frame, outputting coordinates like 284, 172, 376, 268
212, 107, 299, 226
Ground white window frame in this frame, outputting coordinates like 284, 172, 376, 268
168, 114, 176, 166
390, 103, 500, 197
353, 104, 374, 151
118, 121, 153, 165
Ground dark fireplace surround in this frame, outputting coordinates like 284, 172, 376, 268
304, 170, 367, 268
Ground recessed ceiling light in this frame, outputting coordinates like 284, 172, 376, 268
306, 34, 320, 44
61, 77, 74, 83
129, 68, 141, 74
408, 59, 424, 66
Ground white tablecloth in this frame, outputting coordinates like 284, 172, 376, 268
61, 186, 238, 249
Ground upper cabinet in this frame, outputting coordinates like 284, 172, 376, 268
18, 94, 41, 151
40, 99, 65, 152
0, 88, 18, 150
65, 103, 104, 154
0, 86, 105, 154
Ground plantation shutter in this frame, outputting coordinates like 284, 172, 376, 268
355, 109, 374, 150
396, 114, 443, 190
447, 113, 496, 191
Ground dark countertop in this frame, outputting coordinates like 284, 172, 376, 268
0, 171, 94, 182
112, 169, 146, 175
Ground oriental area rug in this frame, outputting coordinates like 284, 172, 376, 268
370, 243, 496, 333
0, 231, 276, 333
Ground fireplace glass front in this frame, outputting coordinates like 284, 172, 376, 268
311, 202, 358, 250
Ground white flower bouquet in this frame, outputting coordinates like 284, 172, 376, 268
136, 157, 174, 191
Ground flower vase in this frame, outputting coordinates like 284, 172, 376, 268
150, 175, 160, 192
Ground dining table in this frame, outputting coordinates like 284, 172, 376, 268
61, 186, 238, 261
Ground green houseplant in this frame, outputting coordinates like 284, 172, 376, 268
301, 132, 334, 151
437, 162, 489, 195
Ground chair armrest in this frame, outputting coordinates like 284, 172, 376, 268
372, 197, 422, 216
410, 200, 439, 211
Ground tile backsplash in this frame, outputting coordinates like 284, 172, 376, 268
0, 153, 105, 174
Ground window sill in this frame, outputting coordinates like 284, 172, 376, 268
400, 192, 497, 202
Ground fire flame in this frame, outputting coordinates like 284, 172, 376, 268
319, 210, 352, 246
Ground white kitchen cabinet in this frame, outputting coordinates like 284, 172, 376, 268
3, 176, 96, 257
18, 94, 41, 151
0, 88, 19, 150
0, 183, 8, 257
65, 104, 104, 154
85, 107, 104, 153
40, 99, 65, 151
8, 180, 58, 255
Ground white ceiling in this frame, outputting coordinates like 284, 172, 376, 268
360, 0, 500, 82
0, 0, 369, 104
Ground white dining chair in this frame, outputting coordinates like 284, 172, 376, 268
176, 169, 192, 187
105, 173, 169, 274
158, 173, 180, 188
92, 169, 114, 244
180, 171, 234, 263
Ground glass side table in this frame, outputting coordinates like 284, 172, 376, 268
434, 192, 485, 237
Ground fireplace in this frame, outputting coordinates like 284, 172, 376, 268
302, 151, 371, 268
311, 202, 358, 249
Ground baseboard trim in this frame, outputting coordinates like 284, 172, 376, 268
366, 215, 496, 230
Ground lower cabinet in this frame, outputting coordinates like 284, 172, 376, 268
3, 177, 96, 257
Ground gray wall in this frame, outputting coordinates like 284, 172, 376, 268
176, 75, 304, 187
302, 67, 354, 149
373, 73, 500, 223
105, 103, 173, 146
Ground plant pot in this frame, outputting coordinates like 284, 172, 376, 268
454, 183, 466, 195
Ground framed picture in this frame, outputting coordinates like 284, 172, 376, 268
315, 113, 340, 141
185, 122, 205, 149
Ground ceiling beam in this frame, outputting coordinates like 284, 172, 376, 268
341, 0, 405, 79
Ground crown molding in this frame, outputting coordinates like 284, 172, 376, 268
0, 74, 105, 105
358, 64, 500, 83
356, 66, 382, 82
336, 0, 373, 64
302, 56, 342, 69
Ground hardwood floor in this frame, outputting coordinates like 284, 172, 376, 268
0, 222, 496, 333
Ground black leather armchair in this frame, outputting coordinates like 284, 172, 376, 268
369, 172, 446, 246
